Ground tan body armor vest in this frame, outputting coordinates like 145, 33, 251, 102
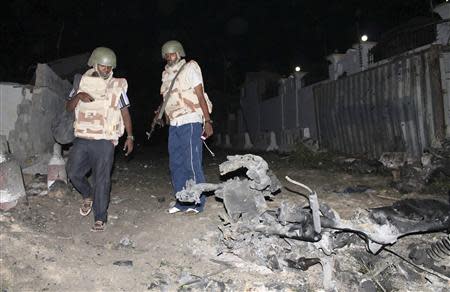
74, 70, 128, 144
162, 61, 212, 121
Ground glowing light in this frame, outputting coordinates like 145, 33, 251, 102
295, 66, 301, 72
361, 35, 368, 42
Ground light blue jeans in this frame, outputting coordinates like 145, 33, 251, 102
168, 122, 206, 212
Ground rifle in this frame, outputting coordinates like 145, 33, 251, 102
146, 62, 188, 140
145, 104, 165, 140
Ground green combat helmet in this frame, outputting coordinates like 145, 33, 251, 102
161, 40, 186, 58
88, 47, 117, 68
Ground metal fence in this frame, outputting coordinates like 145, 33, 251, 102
314, 45, 446, 159
227, 45, 448, 158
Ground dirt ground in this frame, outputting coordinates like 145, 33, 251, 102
0, 144, 448, 291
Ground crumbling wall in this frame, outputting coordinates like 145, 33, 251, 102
7, 64, 71, 163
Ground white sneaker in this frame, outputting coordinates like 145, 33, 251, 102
185, 208, 199, 214
168, 206, 181, 214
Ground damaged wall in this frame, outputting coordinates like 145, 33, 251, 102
6, 64, 71, 163
0, 83, 33, 137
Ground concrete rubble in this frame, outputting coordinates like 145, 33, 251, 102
0, 137, 26, 211
378, 140, 450, 193
0, 58, 81, 211
7, 64, 71, 164
177, 154, 450, 291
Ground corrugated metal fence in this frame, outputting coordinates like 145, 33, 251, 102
228, 45, 448, 157
314, 45, 446, 159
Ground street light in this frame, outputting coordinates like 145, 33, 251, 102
295, 66, 301, 72
361, 35, 368, 42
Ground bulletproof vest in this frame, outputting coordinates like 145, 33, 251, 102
163, 61, 212, 121
74, 71, 128, 144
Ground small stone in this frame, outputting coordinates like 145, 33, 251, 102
118, 236, 135, 248
113, 260, 133, 267
0, 200, 18, 211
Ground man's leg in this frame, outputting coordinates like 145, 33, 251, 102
168, 125, 190, 211
67, 138, 92, 199
90, 140, 115, 223
184, 123, 206, 212
172, 123, 206, 212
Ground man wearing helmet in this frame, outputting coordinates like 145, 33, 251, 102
159, 40, 213, 214
66, 47, 134, 231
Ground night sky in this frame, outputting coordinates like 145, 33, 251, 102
1, 0, 440, 125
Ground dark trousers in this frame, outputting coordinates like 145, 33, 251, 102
67, 138, 115, 222
168, 122, 206, 212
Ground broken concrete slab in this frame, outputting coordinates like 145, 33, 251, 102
22, 153, 52, 175
219, 154, 281, 195
8, 64, 71, 164
0, 137, 26, 210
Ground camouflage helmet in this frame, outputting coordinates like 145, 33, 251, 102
161, 40, 186, 58
88, 47, 117, 68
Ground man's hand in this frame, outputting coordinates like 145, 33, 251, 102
77, 92, 94, 102
203, 122, 213, 139
66, 92, 94, 112
123, 137, 134, 156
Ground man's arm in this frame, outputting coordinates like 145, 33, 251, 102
66, 92, 94, 112
121, 107, 134, 155
194, 84, 213, 138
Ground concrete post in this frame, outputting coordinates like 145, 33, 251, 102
47, 143, 67, 189
294, 71, 308, 128
225, 134, 232, 148
215, 133, 222, 146
326, 53, 345, 80
266, 131, 279, 151
434, 3, 450, 45
243, 132, 253, 149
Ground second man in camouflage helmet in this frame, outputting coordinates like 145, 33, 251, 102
159, 40, 213, 214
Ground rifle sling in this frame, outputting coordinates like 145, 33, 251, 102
157, 62, 188, 120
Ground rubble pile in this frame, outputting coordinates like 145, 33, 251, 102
378, 141, 450, 193
176, 154, 450, 290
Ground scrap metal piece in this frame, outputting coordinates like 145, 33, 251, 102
278, 200, 309, 225
175, 154, 281, 220
321, 199, 450, 253
285, 257, 321, 271
175, 180, 220, 204
285, 176, 321, 234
